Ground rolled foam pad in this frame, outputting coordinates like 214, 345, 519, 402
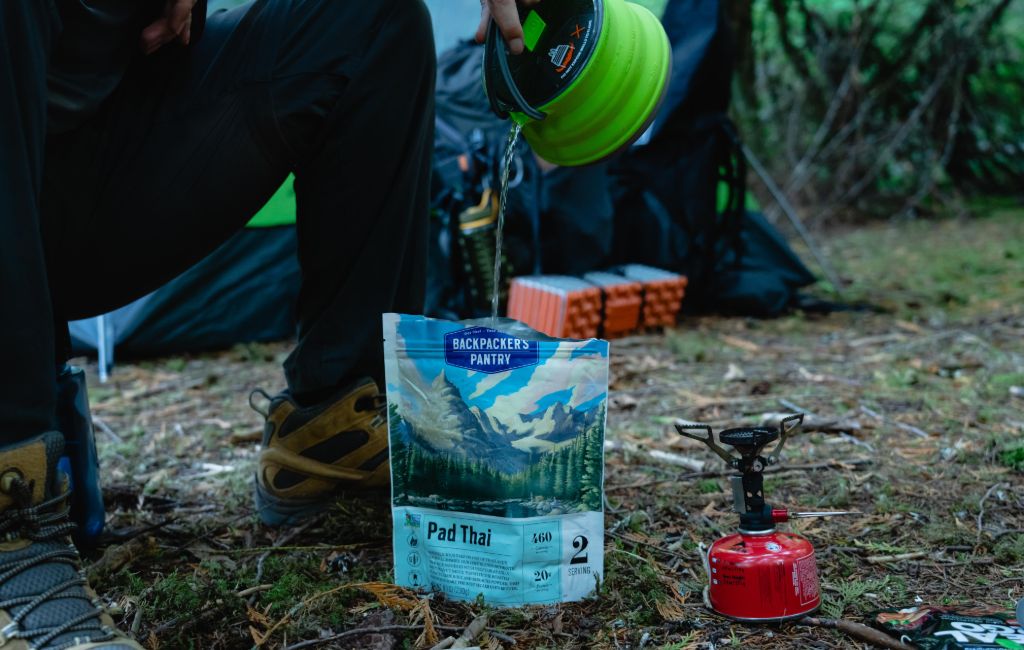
582, 272, 643, 338
615, 264, 688, 328
507, 275, 603, 339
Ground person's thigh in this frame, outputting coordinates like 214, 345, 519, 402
280, 0, 436, 390
42, 0, 410, 320
0, 0, 61, 438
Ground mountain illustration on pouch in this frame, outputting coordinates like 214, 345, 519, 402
385, 317, 608, 518
384, 314, 608, 605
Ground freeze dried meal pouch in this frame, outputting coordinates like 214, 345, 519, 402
874, 605, 1023, 649
383, 314, 608, 605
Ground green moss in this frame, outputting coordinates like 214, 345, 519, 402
149, 570, 204, 613
1000, 442, 1024, 472
817, 477, 851, 508
601, 548, 668, 628
697, 479, 721, 494
165, 357, 188, 372
665, 331, 733, 363
990, 372, 1024, 394
993, 535, 1024, 564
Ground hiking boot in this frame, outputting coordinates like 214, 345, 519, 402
251, 378, 389, 526
0, 432, 141, 650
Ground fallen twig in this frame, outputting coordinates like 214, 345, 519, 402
128, 588, 152, 636
646, 450, 705, 472
430, 627, 515, 649
604, 440, 704, 472
859, 405, 930, 438
251, 518, 318, 603
121, 376, 205, 401
452, 614, 488, 648
799, 616, 914, 649
994, 528, 1024, 541
778, 398, 812, 414
760, 411, 861, 433
977, 482, 1008, 542
236, 584, 273, 598
847, 333, 907, 348
489, 629, 517, 645
865, 551, 928, 564
91, 416, 125, 445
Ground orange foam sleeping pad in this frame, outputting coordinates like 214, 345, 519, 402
507, 276, 603, 339
507, 266, 688, 338
616, 264, 689, 328
582, 271, 643, 338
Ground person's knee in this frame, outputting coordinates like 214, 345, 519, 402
403, 0, 435, 59
281, 0, 434, 76
380, 0, 436, 77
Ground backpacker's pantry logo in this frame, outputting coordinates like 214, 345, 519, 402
444, 326, 539, 374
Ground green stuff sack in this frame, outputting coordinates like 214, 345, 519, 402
383, 314, 608, 605
874, 605, 1024, 649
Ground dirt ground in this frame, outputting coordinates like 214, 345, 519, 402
78, 208, 1024, 649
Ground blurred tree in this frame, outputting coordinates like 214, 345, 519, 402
728, 0, 1022, 222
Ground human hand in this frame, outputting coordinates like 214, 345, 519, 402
140, 0, 198, 55
475, 0, 542, 55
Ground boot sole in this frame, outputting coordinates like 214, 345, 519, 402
253, 475, 390, 527
253, 476, 333, 527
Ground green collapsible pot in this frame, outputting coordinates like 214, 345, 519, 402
483, 0, 671, 167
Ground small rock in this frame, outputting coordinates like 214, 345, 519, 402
1010, 385, 1023, 398
610, 393, 639, 410
724, 363, 746, 382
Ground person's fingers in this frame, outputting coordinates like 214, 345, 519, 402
166, 0, 194, 37
489, 0, 525, 54
140, 21, 175, 54
475, 3, 490, 44
475, 0, 543, 51
140, 0, 196, 54
178, 14, 192, 45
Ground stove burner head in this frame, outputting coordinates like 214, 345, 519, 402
719, 427, 778, 454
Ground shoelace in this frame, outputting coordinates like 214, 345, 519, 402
0, 478, 114, 650
248, 388, 388, 417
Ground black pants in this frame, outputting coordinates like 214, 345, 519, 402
0, 0, 436, 442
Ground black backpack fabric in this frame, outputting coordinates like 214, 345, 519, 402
427, 41, 542, 319
607, 0, 815, 315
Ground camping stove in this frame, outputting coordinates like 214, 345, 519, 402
675, 414, 856, 622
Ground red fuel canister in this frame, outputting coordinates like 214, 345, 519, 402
707, 530, 820, 621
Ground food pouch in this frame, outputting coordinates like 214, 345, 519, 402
874, 605, 1024, 649
383, 314, 608, 605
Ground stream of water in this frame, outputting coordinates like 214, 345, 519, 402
491, 123, 523, 323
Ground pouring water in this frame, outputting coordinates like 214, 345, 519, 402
491, 123, 522, 323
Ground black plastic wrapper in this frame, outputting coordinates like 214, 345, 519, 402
874, 605, 1023, 649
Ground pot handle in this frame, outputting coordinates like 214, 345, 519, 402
486, 20, 547, 121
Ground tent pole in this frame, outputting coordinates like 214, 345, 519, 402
740, 142, 845, 296
96, 315, 109, 383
